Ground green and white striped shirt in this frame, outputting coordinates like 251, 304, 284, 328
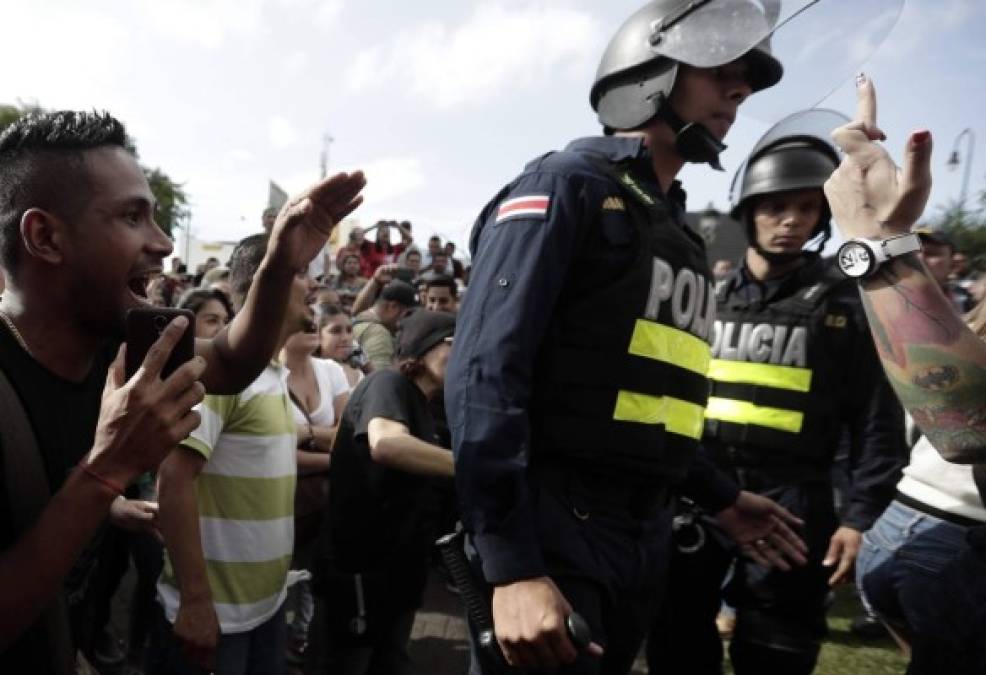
157, 363, 297, 633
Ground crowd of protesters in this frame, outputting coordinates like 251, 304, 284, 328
3, 107, 986, 675
4, 4, 986, 675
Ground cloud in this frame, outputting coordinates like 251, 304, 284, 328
354, 156, 427, 206
283, 50, 311, 75
314, 0, 345, 28
229, 148, 256, 162
347, 2, 598, 109
134, 0, 268, 49
268, 115, 299, 149
868, 0, 980, 62
275, 156, 426, 210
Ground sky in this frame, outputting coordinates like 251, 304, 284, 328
2, 0, 985, 259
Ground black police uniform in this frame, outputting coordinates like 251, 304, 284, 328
446, 136, 740, 674
649, 255, 906, 674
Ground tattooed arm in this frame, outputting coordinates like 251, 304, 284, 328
824, 76, 986, 462
858, 254, 986, 462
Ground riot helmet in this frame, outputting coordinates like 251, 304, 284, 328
590, 0, 786, 169
729, 108, 848, 261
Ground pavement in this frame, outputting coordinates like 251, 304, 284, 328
107, 565, 652, 674
405, 572, 472, 674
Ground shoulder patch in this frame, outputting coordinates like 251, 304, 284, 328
495, 195, 550, 225
602, 196, 626, 211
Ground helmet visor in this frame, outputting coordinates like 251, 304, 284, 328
650, 0, 803, 69
729, 108, 851, 209
739, 0, 905, 122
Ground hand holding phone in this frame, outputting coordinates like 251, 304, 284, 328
125, 308, 195, 380
87, 314, 207, 487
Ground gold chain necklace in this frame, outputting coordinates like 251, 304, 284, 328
0, 310, 33, 357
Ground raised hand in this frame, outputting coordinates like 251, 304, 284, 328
373, 263, 399, 286
715, 491, 808, 571
267, 171, 367, 274
825, 74, 933, 240
86, 316, 206, 487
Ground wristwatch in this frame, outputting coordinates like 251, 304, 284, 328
836, 233, 922, 279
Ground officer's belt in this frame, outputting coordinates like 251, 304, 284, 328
718, 457, 831, 488
532, 459, 672, 518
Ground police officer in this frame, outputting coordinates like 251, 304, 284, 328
445, 2, 814, 673
648, 110, 906, 674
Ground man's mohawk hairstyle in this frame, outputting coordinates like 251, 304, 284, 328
0, 110, 130, 156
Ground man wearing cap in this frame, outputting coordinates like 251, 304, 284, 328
913, 226, 974, 312
352, 279, 416, 371
446, 2, 809, 673
308, 310, 455, 674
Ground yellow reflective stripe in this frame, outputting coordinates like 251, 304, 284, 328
613, 391, 706, 440
628, 320, 710, 376
708, 359, 812, 393
704, 397, 804, 434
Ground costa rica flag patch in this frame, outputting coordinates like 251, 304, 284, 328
495, 195, 551, 225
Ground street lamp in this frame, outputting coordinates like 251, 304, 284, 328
699, 203, 720, 244
947, 128, 976, 210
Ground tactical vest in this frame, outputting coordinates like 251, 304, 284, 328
531, 158, 714, 483
704, 259, 854, 468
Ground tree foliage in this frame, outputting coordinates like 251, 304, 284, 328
0, 102, 190, 238
927, 191, 986, 267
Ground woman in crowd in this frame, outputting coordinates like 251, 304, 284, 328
335, 226, 373, 279
361, 221, 412, 274
176, 288, 234, 338
856, 297, 986, 670
316, 303, 364, 389
281, 323, 352, 664
334, 253, 369, 295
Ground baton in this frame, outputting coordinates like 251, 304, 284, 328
435, 531, 593, 662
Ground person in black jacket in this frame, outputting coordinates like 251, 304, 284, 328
649, 110, 906, 674
445, 3, 812, 673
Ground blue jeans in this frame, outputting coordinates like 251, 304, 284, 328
856, 500, 970, 641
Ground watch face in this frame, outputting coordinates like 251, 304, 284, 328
839, 242, 874, 278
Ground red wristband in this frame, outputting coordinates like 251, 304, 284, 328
79, 463, 126, 497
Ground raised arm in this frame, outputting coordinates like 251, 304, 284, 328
197, 172, 365, 394
825, 76, 986, 463
352, 264, 395, 316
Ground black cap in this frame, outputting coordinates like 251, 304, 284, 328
380, 280, 417, 307
913, 225, 954, 249
396, 310, 455, 360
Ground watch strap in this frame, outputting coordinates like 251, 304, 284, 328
882, 233, 921, 259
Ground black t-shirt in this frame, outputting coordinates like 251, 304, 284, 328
0, 326, 114, 669
320, 369, 441, 603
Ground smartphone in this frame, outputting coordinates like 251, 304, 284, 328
394, 266, 415, 283
125, 307, 196, 380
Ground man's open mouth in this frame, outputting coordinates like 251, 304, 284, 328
128, 276, 149, 299
128, 268, 161, 302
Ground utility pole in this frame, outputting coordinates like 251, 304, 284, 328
320, 132, 334, 179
